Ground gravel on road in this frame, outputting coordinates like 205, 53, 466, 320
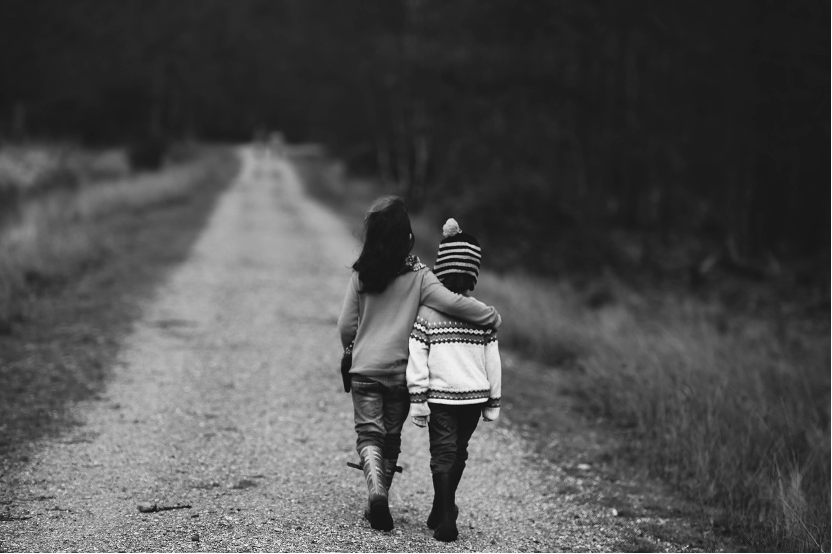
1, 148, 718, 552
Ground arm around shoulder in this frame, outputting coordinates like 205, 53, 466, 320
420, 270, 501, 329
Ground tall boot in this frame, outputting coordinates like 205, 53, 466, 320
382, 457, 399, 491
427, 467, 461, 530
360, 445, 393, 531
364, 457, 399, 522
432, 472, 458, 542
450, 467, 464, 494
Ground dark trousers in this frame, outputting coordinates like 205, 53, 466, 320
428, 402, 483, 474
351, 375, 410, 459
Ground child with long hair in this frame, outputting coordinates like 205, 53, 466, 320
337, 197, 501, 532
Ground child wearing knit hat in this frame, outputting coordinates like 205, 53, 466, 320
406, 218, 502, 543
338, 200, 502, 533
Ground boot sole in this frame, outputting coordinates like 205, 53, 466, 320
368, 495, 394, 531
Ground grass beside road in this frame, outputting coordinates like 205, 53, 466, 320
475, 272, 830, 552
0, 145, 238, 460
295, 149, 831, 552
0, 147, 235, 328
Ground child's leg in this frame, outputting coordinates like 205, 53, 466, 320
426, 404, 480, 532
380, 383, 409, 490
350, 376, 393, 530
380, 383, 410, 461
350, 377, 386, 453
452, 404, 483, 479
427, 403, 461, 541
427, 403, 459, 474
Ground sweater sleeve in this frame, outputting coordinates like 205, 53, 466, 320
406, 315, 431, 404
336, 272, 360, 349
419, 270, 501, 329
484, 331, 501, 408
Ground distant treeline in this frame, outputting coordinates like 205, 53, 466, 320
1, 0, 828, 275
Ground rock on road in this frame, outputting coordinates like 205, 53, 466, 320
3, 148, 648, 552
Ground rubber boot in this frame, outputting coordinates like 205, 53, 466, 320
432, 473, 458, 542
364, 457, 399, 522
450, 467, 463, 494
382, 457, 399, 491
360, 445, 394, 531
427, 468, 461, 529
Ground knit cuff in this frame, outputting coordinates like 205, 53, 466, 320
484, 397, 501, 408
482, 407, 500, 422
410, 391, 428, 404
410, 402, 431, 418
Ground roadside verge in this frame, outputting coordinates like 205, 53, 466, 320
0, 146, 238, 465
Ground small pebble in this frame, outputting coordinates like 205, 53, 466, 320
137, 502, 156, 513
191, 534, 199, 542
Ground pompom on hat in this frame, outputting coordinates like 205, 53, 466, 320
434, 218, 481, 284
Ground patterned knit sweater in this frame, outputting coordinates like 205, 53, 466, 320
406, 303, 501, 408
338, 257, 501, 379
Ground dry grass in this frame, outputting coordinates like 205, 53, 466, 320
476, 272, 830, 552
0, 143, 129, 191
292, 152, 830, 550
0, 148, 233, 328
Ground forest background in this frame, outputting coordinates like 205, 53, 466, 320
0, 0, 828, 551
1, 0, 828, 276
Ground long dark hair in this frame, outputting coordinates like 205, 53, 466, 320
352, 196, 415, 294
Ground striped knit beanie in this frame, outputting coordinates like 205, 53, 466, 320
434, 218, 481, 284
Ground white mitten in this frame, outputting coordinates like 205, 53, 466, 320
482, 406, 500, 422
410, 402, 431, 427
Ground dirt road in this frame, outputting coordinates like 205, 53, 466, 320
2, 148, 701, 552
